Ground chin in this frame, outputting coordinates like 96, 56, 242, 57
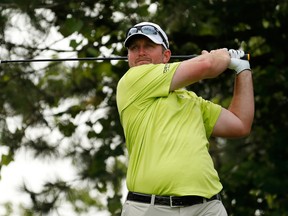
136, 61, 151, 66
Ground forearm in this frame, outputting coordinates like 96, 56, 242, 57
228, 70, 254, 134
170, 49, 230, 91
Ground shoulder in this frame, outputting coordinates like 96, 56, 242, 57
118, 62, 180, 87
127, 62, 180, 75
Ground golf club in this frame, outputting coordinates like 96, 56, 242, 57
0, 54, 250, 64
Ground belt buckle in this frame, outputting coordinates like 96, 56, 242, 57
169, 196, 184, 208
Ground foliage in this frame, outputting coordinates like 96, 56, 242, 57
0, 0, 287, 215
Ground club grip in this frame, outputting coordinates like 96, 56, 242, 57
240, 53, 250, 61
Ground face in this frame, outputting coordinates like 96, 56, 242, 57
127, 36, 171, 68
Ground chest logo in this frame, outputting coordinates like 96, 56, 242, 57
163, 64, 170, 73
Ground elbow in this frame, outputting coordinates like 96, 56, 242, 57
226, 122, 253, 138
240, 130, 252, 138
239, 115, 254, 137
237, 124, 253, 138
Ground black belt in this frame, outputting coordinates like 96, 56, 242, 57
127, 192, 221, 207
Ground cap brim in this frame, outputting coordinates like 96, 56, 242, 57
124, 32, 164, 48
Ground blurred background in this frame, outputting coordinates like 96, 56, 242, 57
0, 0, 287, 215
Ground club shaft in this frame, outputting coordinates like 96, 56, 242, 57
0, 55, 196, 63
0, 54, 250, 64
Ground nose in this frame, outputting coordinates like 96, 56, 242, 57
138, 46, 147, 56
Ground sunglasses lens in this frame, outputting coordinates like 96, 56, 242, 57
141, 26, 157, 35
127, 27, 138, 36
127, 25, 158, 37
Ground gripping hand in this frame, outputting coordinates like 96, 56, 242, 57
228, 49, 251, 74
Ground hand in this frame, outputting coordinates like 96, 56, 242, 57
202, 48, 231, 66
228, 49, 251, 74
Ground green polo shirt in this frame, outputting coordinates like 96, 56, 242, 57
116, 63, 222, 198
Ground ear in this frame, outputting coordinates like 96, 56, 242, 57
163, 49, 171, 63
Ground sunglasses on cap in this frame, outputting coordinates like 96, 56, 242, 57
126, 25, 169, 49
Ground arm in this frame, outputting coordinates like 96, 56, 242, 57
212, 70, 254, 138
212, 49, 254, 138
170, 48, 230, 91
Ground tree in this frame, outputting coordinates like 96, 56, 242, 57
0, 0, 287, 215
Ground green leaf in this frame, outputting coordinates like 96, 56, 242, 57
1, 153, 14, 166
60, 17, 84, 36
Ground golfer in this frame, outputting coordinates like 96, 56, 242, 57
116, 22, 254, 216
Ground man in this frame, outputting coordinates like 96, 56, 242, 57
116, 22, 254, 216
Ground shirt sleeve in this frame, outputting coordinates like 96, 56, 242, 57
200, 98, 222, 138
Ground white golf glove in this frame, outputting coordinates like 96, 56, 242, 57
228, 49, 251, 74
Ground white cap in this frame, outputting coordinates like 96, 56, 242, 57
124, 22, 169, 49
